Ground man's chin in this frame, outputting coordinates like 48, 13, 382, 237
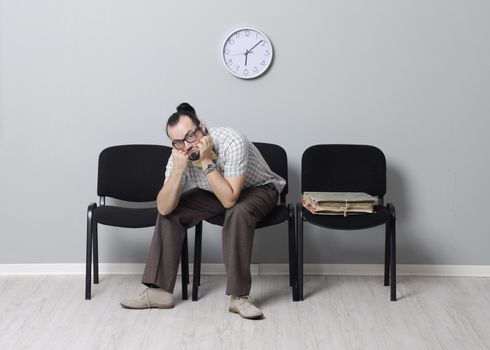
188, 152, 200, 161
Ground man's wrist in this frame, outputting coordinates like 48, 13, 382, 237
172, 167, 186, 178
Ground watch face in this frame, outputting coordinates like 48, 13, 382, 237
221, 27, 273, 79
205, 163, 217, 175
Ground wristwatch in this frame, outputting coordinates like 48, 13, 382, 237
203, 162, 217, 176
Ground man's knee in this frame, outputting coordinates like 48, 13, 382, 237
226, 201, 257, 222
227, 200, 248, 213
156, 210, 184, 227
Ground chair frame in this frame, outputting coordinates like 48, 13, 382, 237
85, 145, 193, 300
295, 145, 397, 302
295, 202, 396, 301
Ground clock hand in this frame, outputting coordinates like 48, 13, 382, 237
243, 48, 252, 66
247, 40, 264, 54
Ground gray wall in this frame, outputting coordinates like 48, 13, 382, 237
1, 0, 489, 265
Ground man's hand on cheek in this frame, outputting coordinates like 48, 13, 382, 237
172, 149, 189, 172
198, 135, 214, 161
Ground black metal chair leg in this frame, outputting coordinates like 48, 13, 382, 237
192, 222, 202, 301
93, 223, 99, 284
288, 205, 299, 301
85, 203, 96, 300
196, 223, 202, 287
390, 215, 397, 301
296, 203, 304, 301
181, 233, 189, 300
288, 205, 294, 288
384, 222, 391, 286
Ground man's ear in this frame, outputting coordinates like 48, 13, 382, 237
200, 123, 207, 135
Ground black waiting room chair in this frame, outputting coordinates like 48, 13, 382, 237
85, 144, 198, 300
188, 142, 298, 302
296, 144, 397, 301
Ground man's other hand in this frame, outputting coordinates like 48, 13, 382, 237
198, 135, 214, 161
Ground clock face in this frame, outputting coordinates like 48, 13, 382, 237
221, 27, 273, 79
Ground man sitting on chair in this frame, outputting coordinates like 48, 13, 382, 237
120, 102, 285, 319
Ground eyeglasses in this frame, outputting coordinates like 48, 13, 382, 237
171, 125, 201, 150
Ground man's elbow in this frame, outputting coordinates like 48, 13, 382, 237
222, 191, 241, 209
223, 199, 237, 209
157, 204, 172, 216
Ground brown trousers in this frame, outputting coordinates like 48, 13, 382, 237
142, 183, 278, 296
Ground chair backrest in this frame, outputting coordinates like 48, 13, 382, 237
253, 142, 288, 202
301, 144, 386, 196
97, 145, 172, 202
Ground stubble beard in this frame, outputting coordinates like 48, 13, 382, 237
187, 147, 200, 161
188, 152, 200, 161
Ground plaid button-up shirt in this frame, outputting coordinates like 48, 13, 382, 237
164, 127, 285, 194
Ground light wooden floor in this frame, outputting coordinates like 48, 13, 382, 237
1, 275, 490, 350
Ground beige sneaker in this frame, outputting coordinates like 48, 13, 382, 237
120, 288, 174, 309
229, 295, 264, 319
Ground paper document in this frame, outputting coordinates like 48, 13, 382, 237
303, 192, 378, 216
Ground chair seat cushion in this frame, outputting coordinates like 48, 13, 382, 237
206, 205, 289, 229
302, 205, 391, 230
93, 206, 158, 228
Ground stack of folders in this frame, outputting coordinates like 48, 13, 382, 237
303, 192, 378, 216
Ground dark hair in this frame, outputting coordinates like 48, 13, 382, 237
166, 102, 201, 136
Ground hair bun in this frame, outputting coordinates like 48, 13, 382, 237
176, 102, 196, 115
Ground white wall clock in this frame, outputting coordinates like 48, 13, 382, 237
221, 27, 273, 79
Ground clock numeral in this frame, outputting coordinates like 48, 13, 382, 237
225, 49, 230, 55
234, 65, 239, 72
243, 69, 249, 76
235, 32, 240, 39
229, 39, 235, 45
262, 41, 266, 46
245, 30, 250, 37
228, 59, 233, 66
253, 66, 259, 73
264, 50, 270, 56
260, 60, 266, 66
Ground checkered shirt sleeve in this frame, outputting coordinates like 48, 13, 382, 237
221, 131, 249, 178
